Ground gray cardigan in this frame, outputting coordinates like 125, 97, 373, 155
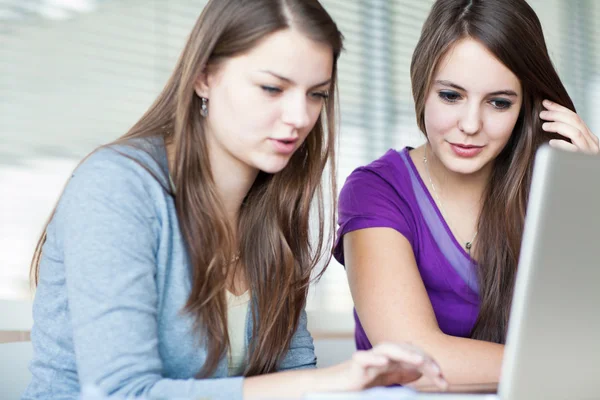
23, 139, 316, 400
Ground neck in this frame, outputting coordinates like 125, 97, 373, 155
210, 148, 259, 226
423, 143, 490, 207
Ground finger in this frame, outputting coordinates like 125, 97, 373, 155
540, 110, 597, 150
352, 351, 391, 383
372, 342, 447, 382
542, 100, 599, 151
385, 364, 423, 385
582, 129, 600, 150
542, 121, 592, 152
542, 99, 575, 114
385, 359, 448, 390
419, 359, 448, 390
586, 133, 600, 153
549, 139, 578, 152
371, 342, 427, 365
399, 352, 447, 389
370, 343, 448, 388
539, 110, 585, 135
539, 103, 581, 124
392, 365, 423, 381
352, 350, 389, 369
433, 376, 450, 391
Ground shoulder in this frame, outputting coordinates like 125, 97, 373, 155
339, 148, 415, 210
334, 148, 420, 263
56, 138, 171, 225
74, 138, 168, 185
47, 140, 171, 257
68, 138, 169, 198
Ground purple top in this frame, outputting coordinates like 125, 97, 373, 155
333, 148, 480, 350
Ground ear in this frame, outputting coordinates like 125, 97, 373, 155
193, 69, 210, 98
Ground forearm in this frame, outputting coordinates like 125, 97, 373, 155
399, 332, 504, 386
343, 229, 502, 387
243, 364, 343, 400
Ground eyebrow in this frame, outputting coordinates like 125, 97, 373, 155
435, 79, 519, 97
259, 70, 332, 89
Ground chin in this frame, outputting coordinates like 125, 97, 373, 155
451, 167, 481, 175
256, 159, 292, 174
447, 159, 490, 176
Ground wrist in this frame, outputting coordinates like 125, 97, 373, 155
314, 361, 358, 393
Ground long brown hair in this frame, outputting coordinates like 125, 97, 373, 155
410, 0, 574, 343
31, 0, 343, 376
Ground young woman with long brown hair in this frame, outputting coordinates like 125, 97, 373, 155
335, 0, 599, 389
22, 1, 447, 399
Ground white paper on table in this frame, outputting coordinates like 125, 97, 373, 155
304, 386, 418, 400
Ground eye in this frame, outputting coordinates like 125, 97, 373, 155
310, 91, 329, 100
438, 90, 462, 103
261, 86, 282, 95
489, 98, 513, 110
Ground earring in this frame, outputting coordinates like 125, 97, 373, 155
200, 97, 209, 117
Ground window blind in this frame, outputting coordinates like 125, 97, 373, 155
0, 1, 598, 309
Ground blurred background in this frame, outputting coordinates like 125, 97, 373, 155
1, 0, 599, 347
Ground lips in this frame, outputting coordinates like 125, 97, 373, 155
449, 143, 484, 158
269, 138, 298, 154
274, 138, 298, 144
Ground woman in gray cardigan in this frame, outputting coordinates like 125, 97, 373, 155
24, 1, 447, 399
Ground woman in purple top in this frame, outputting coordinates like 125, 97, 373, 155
334, 0, 599, 389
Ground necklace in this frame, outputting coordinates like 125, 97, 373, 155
423, 146, 478, 255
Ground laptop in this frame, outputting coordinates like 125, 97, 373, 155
417, 145, 600, 400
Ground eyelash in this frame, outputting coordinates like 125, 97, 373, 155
489, 99, 512, 110
438, 91, 462, 103
438, 91, 513, 110
260, 86, 329, 100
312, 92, 330, 99
261, 86, 282, 94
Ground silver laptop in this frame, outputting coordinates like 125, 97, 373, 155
417, 145, 600, 400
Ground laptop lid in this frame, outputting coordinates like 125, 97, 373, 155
499, 145, 600, 400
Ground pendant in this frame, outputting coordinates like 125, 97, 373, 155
465, 242, 472, 251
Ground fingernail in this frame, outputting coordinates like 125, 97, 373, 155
543, 99, 552, 106
539, 111, 547, 118
436, 377, 449, 390
426, 363, 441, 376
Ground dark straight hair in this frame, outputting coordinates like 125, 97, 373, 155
32, 0, 343, 377
411, 0, 574, 343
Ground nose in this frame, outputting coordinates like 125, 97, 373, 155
458, 102, 482, 135
281, 93, 311, 130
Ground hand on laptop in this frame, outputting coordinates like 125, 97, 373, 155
541, 99, 600, 155
323, 342, 448, 392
